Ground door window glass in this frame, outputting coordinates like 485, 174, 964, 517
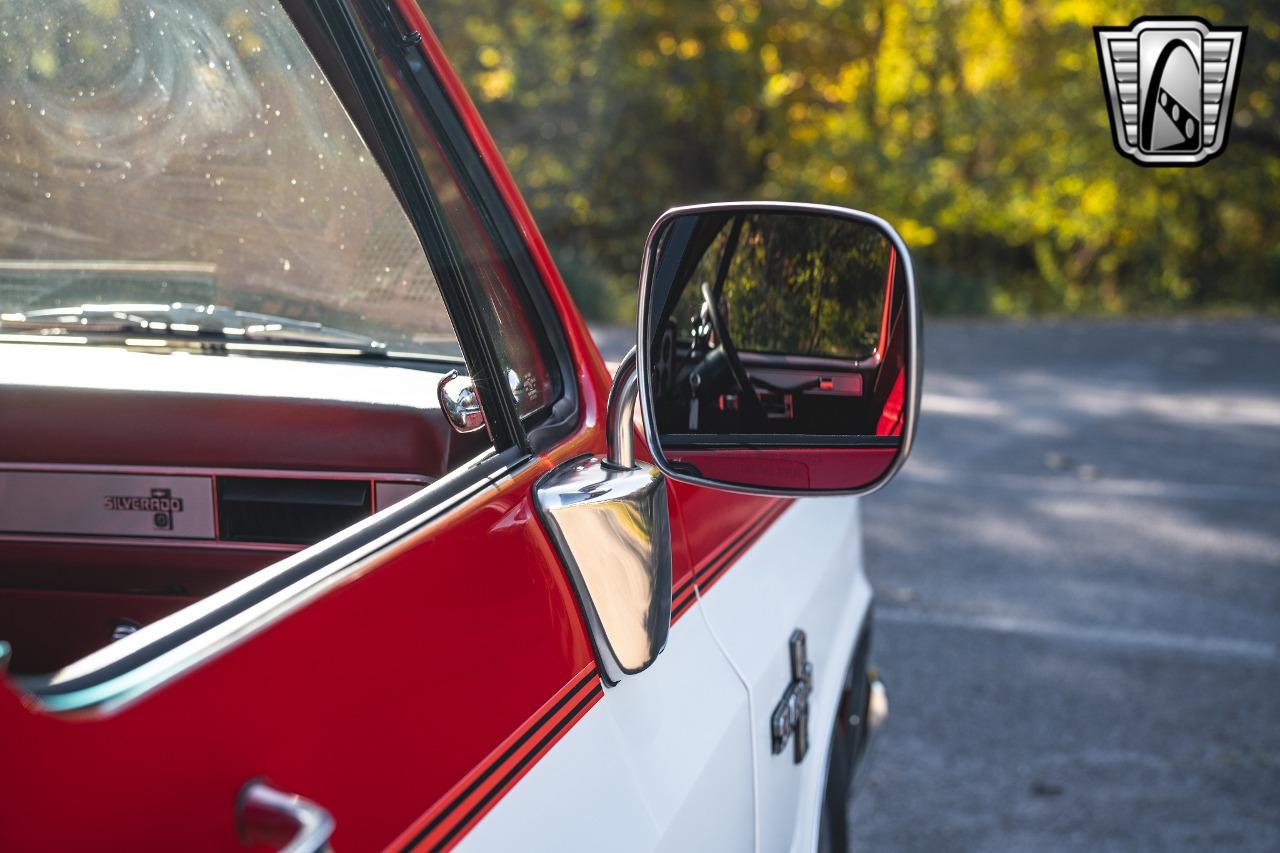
355, 12, 564, 421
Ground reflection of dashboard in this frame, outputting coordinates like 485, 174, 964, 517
659, 339, 878, 436
0, 343, 486, 674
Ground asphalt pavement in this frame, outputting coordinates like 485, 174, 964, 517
595, 317, 1280, 852
851, 318, 1280, 852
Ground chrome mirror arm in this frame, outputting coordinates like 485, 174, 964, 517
534, 349, 671, 686
604, 348, 639, 470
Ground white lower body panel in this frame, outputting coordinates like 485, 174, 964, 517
696, 495, 871, 853
457, 605, 755, 852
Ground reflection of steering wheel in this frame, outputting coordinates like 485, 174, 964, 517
700, 282, 765, 421
653, 323, 675, 398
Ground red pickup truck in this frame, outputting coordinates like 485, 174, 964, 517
0, 1, 918, 850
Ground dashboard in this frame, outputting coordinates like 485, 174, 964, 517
0, 343, 487, 674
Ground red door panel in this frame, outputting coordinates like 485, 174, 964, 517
0, 450, 600, 851
664, 477, 699, 622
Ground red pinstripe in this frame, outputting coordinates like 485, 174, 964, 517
390, 664, 603, 852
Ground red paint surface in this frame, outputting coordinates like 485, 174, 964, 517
668, 446, 898, 491
876, 370, 905, 436
389, 665, 602, 852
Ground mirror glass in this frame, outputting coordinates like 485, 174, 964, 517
640, 206, 914, 494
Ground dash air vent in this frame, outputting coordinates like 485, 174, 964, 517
216, 477, 371, 545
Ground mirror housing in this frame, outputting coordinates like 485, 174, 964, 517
635, 202, 920, 496
534, 201, 919, 686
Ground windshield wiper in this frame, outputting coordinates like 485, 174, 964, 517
1, 302, 394, 355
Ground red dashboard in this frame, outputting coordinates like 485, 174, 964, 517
0, 343, 486, 674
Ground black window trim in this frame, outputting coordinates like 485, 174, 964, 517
317, 0, 525, 452
348, 0, 580, 454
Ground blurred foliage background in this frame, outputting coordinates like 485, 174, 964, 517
425, 0, 1279, 322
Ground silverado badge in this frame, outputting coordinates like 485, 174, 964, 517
104, 487, 185, 531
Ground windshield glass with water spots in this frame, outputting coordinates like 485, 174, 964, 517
0, 0, 459, 356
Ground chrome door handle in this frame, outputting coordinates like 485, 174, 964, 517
236, 780, 335, 853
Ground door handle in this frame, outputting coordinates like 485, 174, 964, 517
236, 779, 335, 853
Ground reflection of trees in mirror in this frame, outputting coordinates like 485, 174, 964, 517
689, 214, 889, 361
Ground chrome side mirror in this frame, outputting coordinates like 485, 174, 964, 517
637, 202, 920, 495
535, 201, 920, 686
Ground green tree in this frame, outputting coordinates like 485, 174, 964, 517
425, 0, 1280, 321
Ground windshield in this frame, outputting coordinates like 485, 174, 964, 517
0, 0, 457, 356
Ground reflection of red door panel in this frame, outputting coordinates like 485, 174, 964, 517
870, 244, 909, 435
668, 447, 897, 491
876, 370, 906, 436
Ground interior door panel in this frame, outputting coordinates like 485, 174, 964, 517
0, 589, 195, 675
